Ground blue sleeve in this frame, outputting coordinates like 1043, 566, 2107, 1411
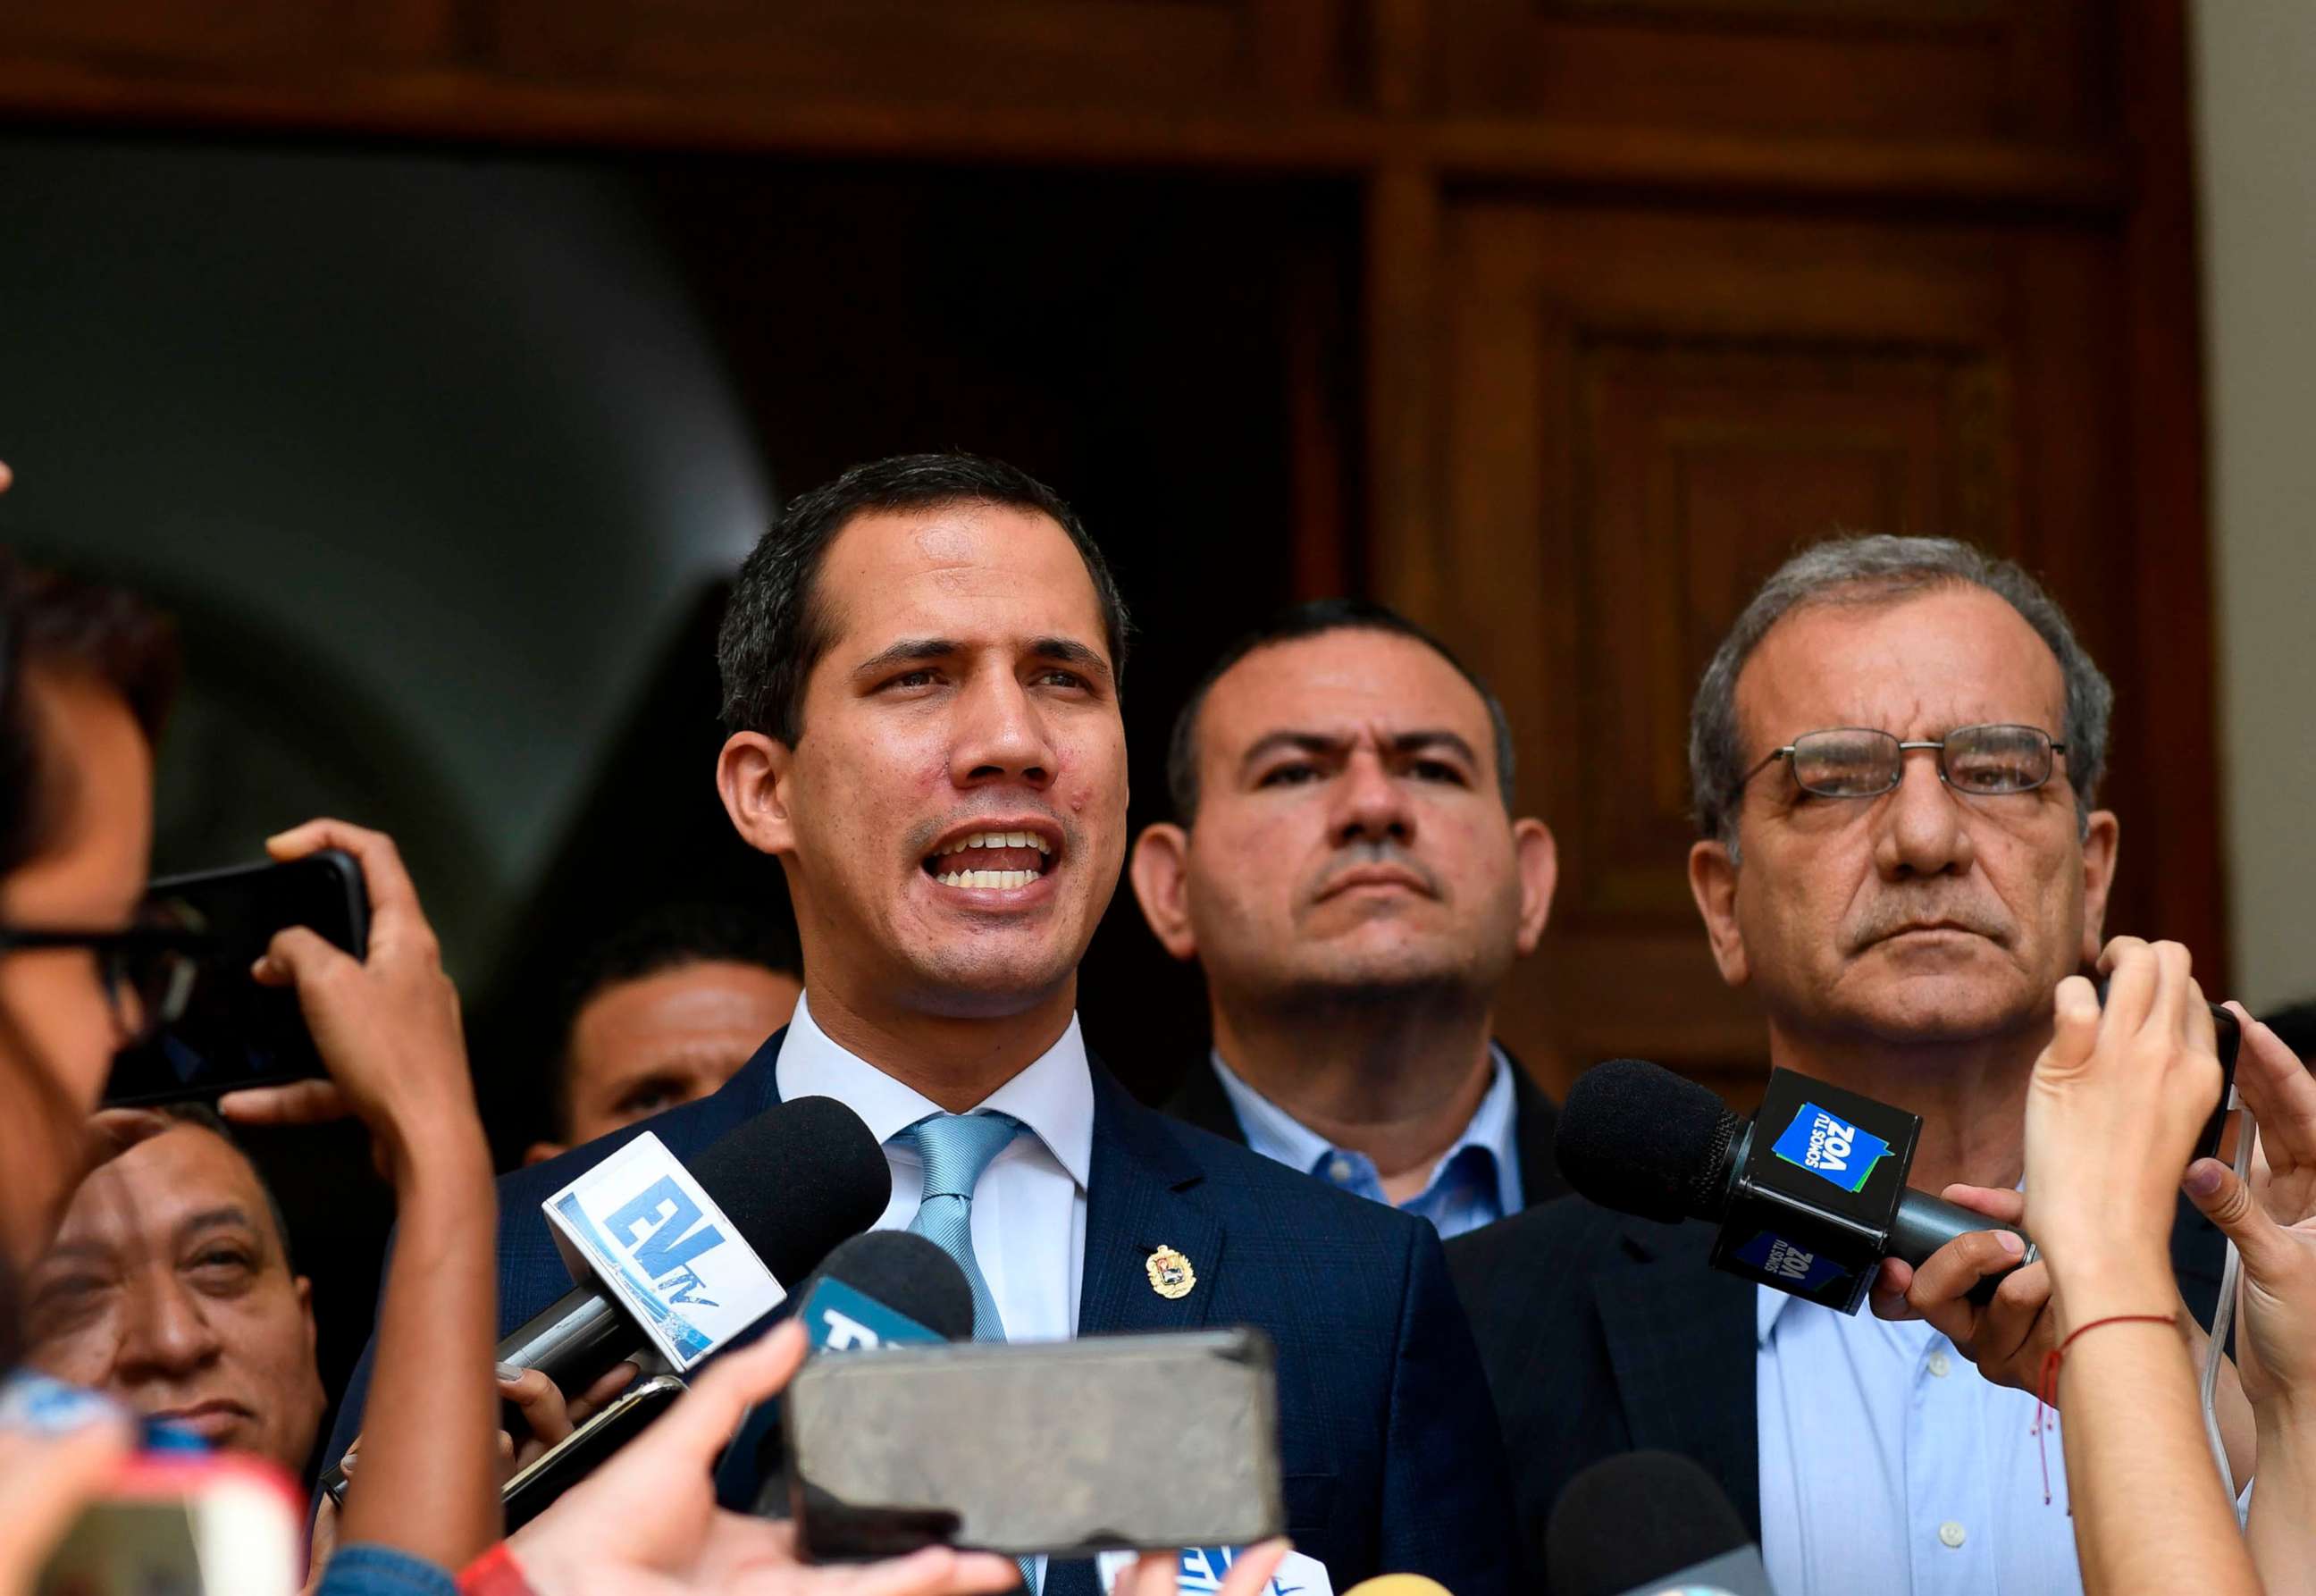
315, 1544, 459, 1596
1379, 1220, 1520, 1596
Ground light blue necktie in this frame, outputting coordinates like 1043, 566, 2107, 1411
894, 1111, 1033, 1592
895, 1110, 1024, 1342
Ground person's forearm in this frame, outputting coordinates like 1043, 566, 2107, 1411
339, 1121, 500, 1569
2055, 1270, 2261, 1596
2248, 1400, 2316, 1596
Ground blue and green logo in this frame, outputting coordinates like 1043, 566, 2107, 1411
1770, 1103, 1890, 1195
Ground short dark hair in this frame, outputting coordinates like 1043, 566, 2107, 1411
1165, 598, 1518, 826
0, 551, 180, 878
717, 453, 1131, 743
550, 903, 802, 1138
144, 1102, 297, 1273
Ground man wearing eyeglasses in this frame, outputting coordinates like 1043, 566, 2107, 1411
1447, 535, 2228, 1594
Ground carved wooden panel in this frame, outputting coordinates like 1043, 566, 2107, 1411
1435, 0, 2109, 142
1406, 202, 2173, 1104
0, 0, 1355, 118
482, 0, 1299, 109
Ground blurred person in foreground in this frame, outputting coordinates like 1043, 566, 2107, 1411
327, 451, 1521, 1596
2024, 938, 2316, 1593
0, 545, 499, 1592
1448, 534, 2239, 1592
524, 902, 801, 1163
21, 1103, 328, 1480
0, 544, 1028, 1596
1129, 599, 1565, 1236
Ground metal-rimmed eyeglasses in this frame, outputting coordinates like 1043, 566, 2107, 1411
0, 924, 206, 1047
1741, 723, 2068, 802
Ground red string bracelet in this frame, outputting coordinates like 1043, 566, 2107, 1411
2034, 1312, 2178, 1505
457, 1541, 541, 1596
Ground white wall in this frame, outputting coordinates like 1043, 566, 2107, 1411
2192, 1, 2316, 1011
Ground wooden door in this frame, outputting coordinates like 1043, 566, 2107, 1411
1400, 199, 2197, 1106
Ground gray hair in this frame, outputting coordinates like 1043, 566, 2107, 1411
1689, 533, 2113, 852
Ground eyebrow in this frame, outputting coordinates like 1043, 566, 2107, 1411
174, 1205, 258, 1247
1238, 728, 1481, 777
851, 636, 1114, 690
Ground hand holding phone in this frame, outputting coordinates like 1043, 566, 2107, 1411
215, 819, 483, 1180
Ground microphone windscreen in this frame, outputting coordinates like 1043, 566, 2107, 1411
1554, 1058, 1733, 1224
690, 1096, 890, 1287
809, 1231, 976, 1342
1545, 1451, 1750, 1596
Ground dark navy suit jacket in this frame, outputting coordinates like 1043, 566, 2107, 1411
326, 1027, 1518, 1596
1446, 1191, 2228, 1583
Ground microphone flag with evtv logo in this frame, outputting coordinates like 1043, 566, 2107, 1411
525, 1095, 888, 1375
321, 1096, 889, 1509
1545, 1452, 1774, 1596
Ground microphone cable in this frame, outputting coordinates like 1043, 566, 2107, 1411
2201, 1084, 2253, 1499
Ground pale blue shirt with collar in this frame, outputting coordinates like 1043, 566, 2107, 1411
1209, 1046, 1523, 1239
1755, 1284, 2085, 1596
774, 992, 1095, 1596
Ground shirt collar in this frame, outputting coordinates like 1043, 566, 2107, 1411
1209, 1046, 1522, 1214
774, 991, 1095, 1191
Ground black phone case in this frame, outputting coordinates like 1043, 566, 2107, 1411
102, 849, 368, 1106
500, 1374, 685, 1532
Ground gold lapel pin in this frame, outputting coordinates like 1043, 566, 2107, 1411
1145, 1244, 1196, 1300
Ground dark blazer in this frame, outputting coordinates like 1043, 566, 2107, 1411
1444, 1190, 2229, 1580
1163, 1045, 1570, 1209
326, 1028, 1518, 1596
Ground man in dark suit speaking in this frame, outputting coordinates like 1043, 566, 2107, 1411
324, 454, 1516, 1596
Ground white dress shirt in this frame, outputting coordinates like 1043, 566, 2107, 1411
772, 991, 1094, 1342
1755, 1285, 2085, 1596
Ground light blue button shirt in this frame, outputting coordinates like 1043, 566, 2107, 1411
1755, 1286, 2085, 1596
1208, 1049, 1523, 1239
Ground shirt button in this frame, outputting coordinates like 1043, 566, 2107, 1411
1328, 1156, 1355, 1183
1938, 1521, 1967, 1549
1927, 1351, 1953, 1378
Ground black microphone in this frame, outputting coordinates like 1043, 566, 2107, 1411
496, 1096, 890, 1394
1546, 1451, 1773, 1596
321, 1096, 887, 1507
748, 1230, 976, 1516
1556, 1059, 2034, 1314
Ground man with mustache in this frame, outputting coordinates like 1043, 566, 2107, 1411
23, 1107, 328, 1480
1129, 601, 1565, 1237
323, 454, 1517, 1596
1448, 535, 2226, 1593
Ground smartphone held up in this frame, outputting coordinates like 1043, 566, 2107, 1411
102, 849, 369, 1107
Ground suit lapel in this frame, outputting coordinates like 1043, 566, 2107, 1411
1045, 1068, 1225, 1596
1078, 1066, 1223, 1337
1161, 1054, 1249, 1147
1501, 1045, 1565, 1207
1592, 1220, 1762, 1539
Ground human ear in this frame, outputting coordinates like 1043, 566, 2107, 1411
1127, 824, 1199, 962
717, 732, 797, 859
1510, 818, 1558, 955
1689, 836, 1750, 988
